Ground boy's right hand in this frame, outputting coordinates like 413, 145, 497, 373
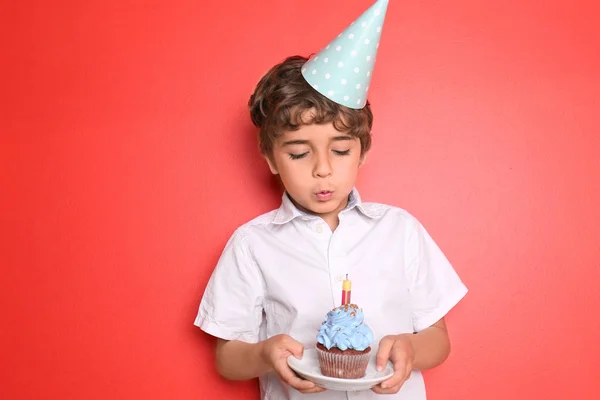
261, 334, 326, 394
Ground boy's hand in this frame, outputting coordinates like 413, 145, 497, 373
261, 334, 326, 394
371, 334, 415, 395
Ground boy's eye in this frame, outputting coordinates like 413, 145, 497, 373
333, 149, 351, 156
288, 152, 309, 160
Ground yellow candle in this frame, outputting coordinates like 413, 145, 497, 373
342, 275, 351, 291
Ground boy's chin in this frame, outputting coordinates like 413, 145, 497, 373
306, 201, 344, 215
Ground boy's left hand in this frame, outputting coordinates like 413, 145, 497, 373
371, 334, 415, 395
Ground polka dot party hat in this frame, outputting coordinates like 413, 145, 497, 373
301, 0, 389, 109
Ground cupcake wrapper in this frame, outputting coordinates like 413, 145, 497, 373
316, 347, 371, 379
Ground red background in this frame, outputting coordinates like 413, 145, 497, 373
2, 0, 599, 399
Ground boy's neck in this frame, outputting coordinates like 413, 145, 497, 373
322, 213, 341, 232
287, 194, 350, 232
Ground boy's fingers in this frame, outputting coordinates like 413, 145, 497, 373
380, 367, 406, 390
375, 337, 394, 371
373, 365, 410, 394
287, 375, 315, 391
274, 359, 315, 390
299, 386, 327, 394
285, 374, 316, 391
372, 382, 403, 395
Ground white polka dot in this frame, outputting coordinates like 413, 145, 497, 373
351, 50, 357, 56
364, 38, 370, 45
348, 33, 354, 39
356, 84, 361, 89
367, 71, 371, 76
325, 73, 331, 79
374, 9, 380, 16
341, 79, 347, 85
312, 69, 317, 75
357, 98, 361, 104
361, 22, 367, 27
377, 26, 382, 33
328, 90, 335, 96
344, 95, 349, 101
336, 45, 342, 51
366, 55, 371, 61
324, 57, 329, 63
354, 67, 360, 73
338, 61, 344, 67
313, 84, 318, 89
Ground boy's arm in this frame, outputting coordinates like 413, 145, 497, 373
215, 339, 271, 379
401, 317, 450, 370
215, 336, 326, 394
372, 318, 451, 395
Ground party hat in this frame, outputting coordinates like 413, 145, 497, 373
301, 0, 389, 109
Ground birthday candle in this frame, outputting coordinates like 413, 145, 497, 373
341, 274, 351, 305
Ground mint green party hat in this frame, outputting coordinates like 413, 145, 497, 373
301, 0, 389, 109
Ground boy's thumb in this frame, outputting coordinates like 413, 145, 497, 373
289, 340, 304, 359
376, 337, 394, 371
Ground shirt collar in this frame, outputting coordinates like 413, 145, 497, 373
271, 188, 381, 225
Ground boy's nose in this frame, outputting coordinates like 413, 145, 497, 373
313, 154, 333, 178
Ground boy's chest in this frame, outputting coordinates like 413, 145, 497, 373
251, 218, 414, 344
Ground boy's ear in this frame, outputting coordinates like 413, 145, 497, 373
264, 155, 279, 175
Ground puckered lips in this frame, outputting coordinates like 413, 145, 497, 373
316, 190, 333, 201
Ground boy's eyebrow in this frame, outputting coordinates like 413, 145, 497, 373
281, 139, 309, 146
281, 135, 355, 146
331, 135, 354, 141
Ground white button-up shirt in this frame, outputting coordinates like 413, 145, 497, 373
195, 189, 467, 400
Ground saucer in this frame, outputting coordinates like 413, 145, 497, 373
287, 349, 394, 392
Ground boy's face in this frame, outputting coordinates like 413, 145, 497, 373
266, 118, 364, 226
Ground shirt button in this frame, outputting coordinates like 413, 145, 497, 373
316, 224, 324, 233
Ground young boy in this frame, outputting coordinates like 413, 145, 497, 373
195, 1, 467, 399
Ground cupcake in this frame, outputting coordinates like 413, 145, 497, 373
316, 304, 374, 379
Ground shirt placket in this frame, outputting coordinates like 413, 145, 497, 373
326, 216, 351, 309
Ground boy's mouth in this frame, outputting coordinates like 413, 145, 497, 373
316, 190, 333, 201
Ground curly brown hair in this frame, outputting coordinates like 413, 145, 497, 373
249, 55, 373, 157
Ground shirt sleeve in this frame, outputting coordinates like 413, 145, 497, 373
405, 217, 468, 332
194, 228, 265, 343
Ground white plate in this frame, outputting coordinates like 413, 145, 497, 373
287, 349, 394, 392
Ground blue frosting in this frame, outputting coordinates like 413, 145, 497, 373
317, 304, 374, 351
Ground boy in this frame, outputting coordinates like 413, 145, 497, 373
195, 1, 467, 399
